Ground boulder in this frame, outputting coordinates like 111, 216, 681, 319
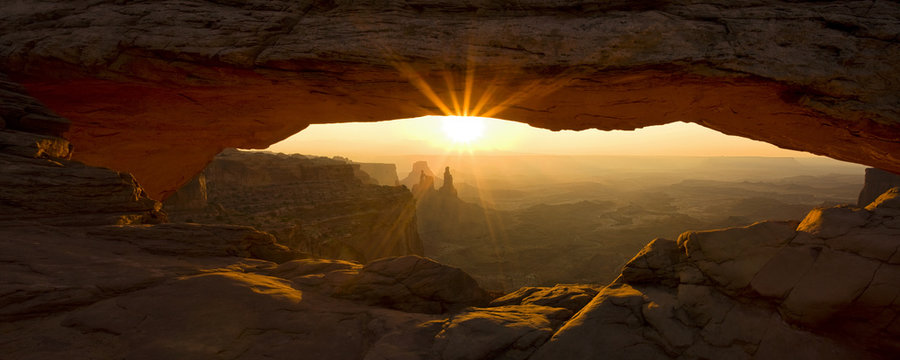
489, 285, 600, 313
336, 255, 491, 314
858, 168, 900, 207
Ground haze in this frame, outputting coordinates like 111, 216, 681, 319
262, 117, 828, 166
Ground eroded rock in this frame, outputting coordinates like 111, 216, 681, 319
336, 255, 491, 314
489, 285, 601, 313
1, 2, 898, 198
532, 189, 900, 359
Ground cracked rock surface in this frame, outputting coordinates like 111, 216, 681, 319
531, 192, 900, 359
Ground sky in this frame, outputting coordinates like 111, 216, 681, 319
259, 116, 822, 163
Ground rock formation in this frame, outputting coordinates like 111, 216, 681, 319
858, 168, 900, 207
3, 96, 899, 357
164, 149, 423, 264
2, 2, 900, 359
411, 170, 436, 199
529, 195, 900, 359
3, 1, 898, 199
357, 162, 400, 186
401, 161, 440, 189
440, 166, 458, 198
161, 173, 208, 211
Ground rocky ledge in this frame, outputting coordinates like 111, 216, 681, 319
531, 189, 900, 359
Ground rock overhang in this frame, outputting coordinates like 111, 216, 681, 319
1, 0, 899, 199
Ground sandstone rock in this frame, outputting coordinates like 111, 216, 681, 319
86, 223, 302, 264
858, 168, 900, 207
366, 305, 573, 360
0, 130, 71, 159
0, 73, 69, 137
161, 173, 207, 211
529, 188, 900, 359
165, 149, 424, 263
270, 258, 362, 279
678, 220, 798, 291
0, 134, 165, 226
439, 166, 457, 197
50, 272, 434, 360
620, 238, 681, 286
866, 186, 900, 212
357, 162, 400, 186
336, 255, 491, 314
781, 247, 881, 325
529, 284, 668, 360
1, 2, 899, 199
401, 161, 439, 189
797, 206, 871, 238
433, 305, 572, 360
750, 246, 818, 299
489, 285, 600, 313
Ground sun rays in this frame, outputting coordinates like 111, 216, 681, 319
389, 56, 574, 120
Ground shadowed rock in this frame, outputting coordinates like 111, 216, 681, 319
859, 168, 900, 207
336, 255, 491, 314
1, 1, 898, 198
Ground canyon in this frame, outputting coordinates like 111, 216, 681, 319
2, 120, 898, 358
2, 1, 900, 359
164, 149, 421, 263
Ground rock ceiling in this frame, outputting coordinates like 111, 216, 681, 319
1, 0, 898, 199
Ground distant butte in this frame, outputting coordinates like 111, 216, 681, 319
1, 1, 899, 199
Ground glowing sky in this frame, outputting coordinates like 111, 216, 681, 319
261, 116, 819, 162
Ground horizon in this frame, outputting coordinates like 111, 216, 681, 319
259, 117, 831, 161
253, 116, 863, 176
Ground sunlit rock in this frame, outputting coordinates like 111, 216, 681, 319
489, 285, 601, 312
535, 190, 900, 358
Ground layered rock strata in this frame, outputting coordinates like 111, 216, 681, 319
859, 168, 900, 207
4, 1, 899, 198
164, 149, 423, 263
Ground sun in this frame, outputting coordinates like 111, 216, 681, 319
441, 116, 485, 143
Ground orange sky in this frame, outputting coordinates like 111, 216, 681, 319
261, 117, 824, 163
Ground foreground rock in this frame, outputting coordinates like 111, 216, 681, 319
2, 88, 898, 358
336, 255, 491, 314
2, 2, 899, 198
0, 130, 165, 226
3, 123, 899, 359
530, 193, 900, 359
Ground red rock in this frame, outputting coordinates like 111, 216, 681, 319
0, 2, 898, 199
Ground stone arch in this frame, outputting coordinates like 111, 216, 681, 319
1, 1, 898, 199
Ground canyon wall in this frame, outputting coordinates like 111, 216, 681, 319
859, 168, 900, 207
357, 163, 400, 186
1, 1, 898, 199
164, 149, 424, 263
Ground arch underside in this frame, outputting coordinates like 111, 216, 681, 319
1, 1, 898, 199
